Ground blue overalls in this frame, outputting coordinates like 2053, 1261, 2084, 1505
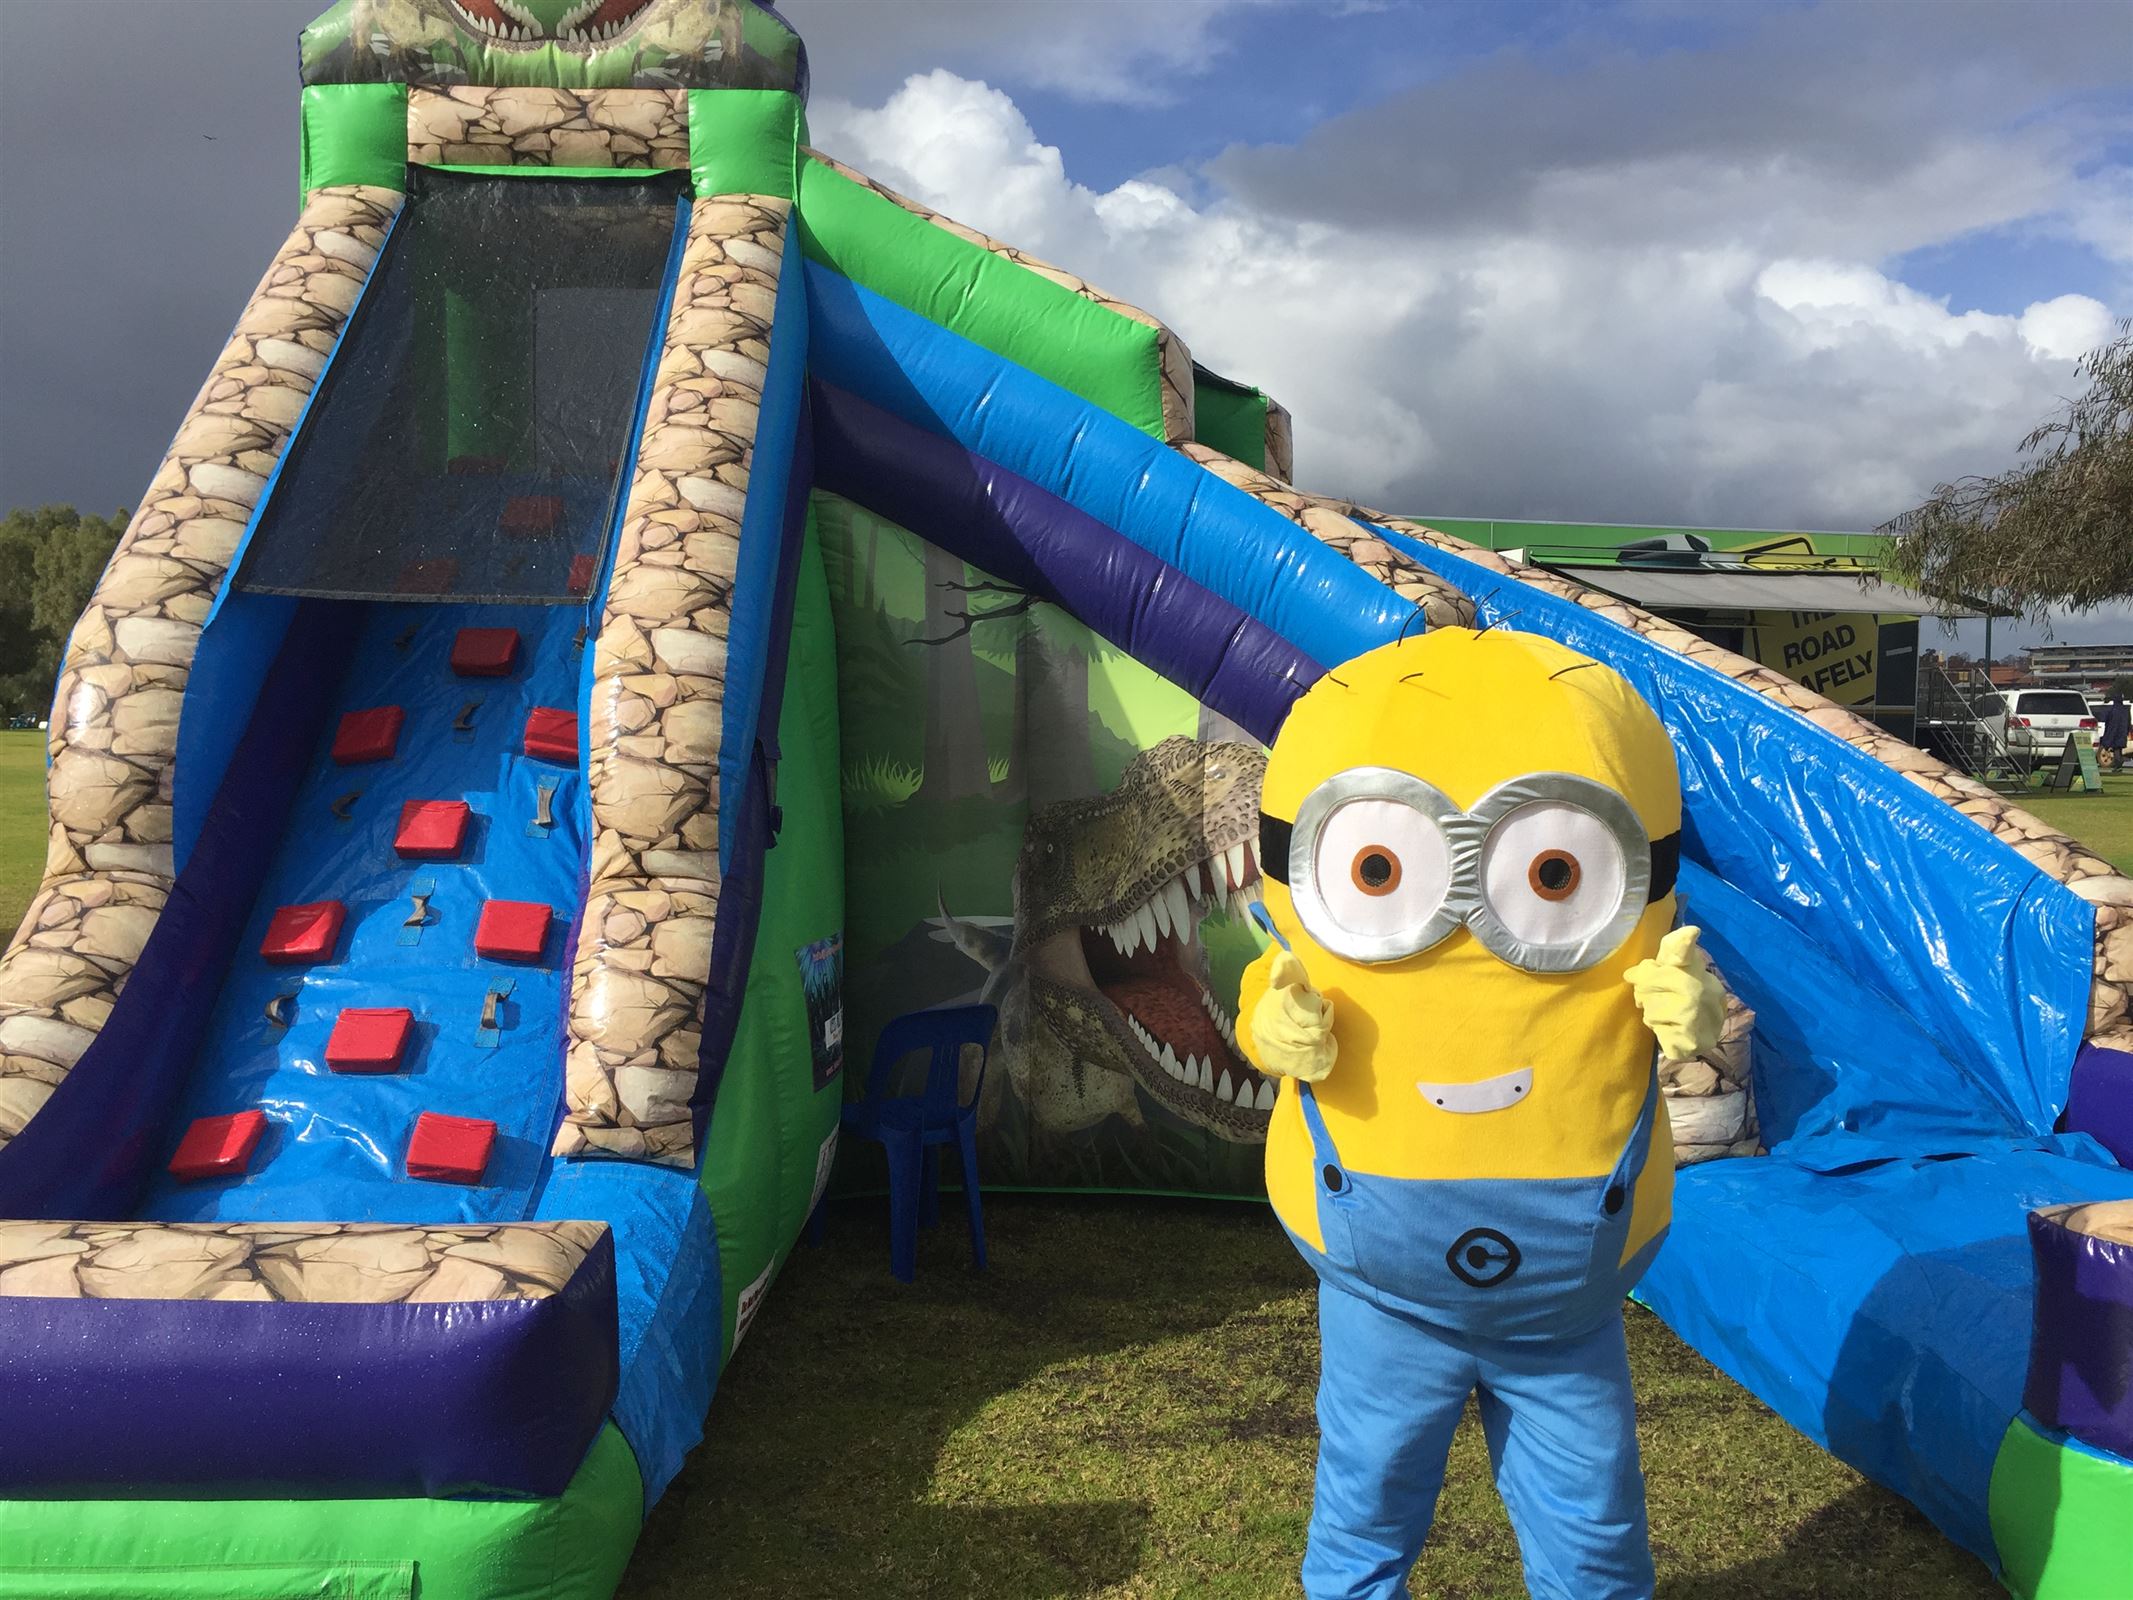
1286, 1074, 1666, 1600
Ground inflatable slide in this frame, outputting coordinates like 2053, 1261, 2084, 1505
0, 4, 2127, 1594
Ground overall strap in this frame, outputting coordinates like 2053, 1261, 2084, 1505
1612, 1059, 1664, 1190
1294, 1081, 1343, 1169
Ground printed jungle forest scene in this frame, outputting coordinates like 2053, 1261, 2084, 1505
815, 492, 1279, 1194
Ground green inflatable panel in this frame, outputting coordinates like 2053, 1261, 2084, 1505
688, 89, 807, 198
300, 84, 408, 201
1191, 373, 1271, 472
1988, 1414, 2133, 1599
796, 156, 1167, 439
0, 1426, 642, 1600
699, 515, 847, 1357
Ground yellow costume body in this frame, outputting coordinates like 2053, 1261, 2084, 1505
1239, 627, 1721, 1600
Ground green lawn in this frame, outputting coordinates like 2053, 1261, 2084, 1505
2018, 771, 2133, 874
634, 1199, 1995, 1599
0, 730, 46, 940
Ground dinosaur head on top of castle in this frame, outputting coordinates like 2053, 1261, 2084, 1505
301, 0, 806, 94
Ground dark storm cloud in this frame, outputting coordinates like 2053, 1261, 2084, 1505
1209, 1, 2133, 248
0, 1, 322, 515
0, 0, 1246, 517
786, 0, 1273, 107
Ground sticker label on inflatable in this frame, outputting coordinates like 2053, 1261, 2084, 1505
810, 1126, 839, 1214
796, 932, 845, 1090
733, 1259, 775, 1352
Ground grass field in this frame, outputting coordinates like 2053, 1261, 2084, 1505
0, 731, 46, 940
2020, 770, 2133, 873
632, 1199, 1995, 1599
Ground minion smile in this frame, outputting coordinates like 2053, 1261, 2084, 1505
1415, 1067, 1534, 1114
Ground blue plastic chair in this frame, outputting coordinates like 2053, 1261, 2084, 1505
829, 1003, 995, 1283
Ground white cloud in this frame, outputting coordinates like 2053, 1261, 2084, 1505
811, 69, 2124, 537
2018, 295, 2119, 363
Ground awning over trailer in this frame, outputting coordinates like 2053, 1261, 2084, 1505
1540, 565, 1979, 617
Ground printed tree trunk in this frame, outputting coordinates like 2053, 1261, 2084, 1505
916, 539, 993, 803
994, 618, 1034, 807
1021, 627, 1096, 806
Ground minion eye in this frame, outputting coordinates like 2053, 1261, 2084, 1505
1351, 848, 1401, 895
1479, 802, 1625, 951
1311, 797, 1450, 940
1528, 850, 1580, 901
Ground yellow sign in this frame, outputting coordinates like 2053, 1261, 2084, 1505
1749, 610, 1880, 705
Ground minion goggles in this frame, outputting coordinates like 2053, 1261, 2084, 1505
1260, 768, 1680, 974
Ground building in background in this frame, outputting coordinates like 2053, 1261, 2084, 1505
1418, 518, 1984, 745
2026, 642, 2133, 693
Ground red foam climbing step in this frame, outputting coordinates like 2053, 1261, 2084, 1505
332, 706, 404, 765
395, 799, 470, 860
406, 1111, 496, 1184
260, 900, 346, 965
168, 1110, 267, 1182
500, 495, 563, 537
325, 1007, 413, 1074
523, 707, 578, 764
568, 553, 597, 595
395, 558, 459, 595
475, 900, 551, 962
450, 627, 519, 677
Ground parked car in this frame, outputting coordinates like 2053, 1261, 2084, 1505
1974, 689, 2098, 758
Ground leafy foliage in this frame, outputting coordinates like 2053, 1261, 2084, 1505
1889, 320, 2133, 620
842, 753, 923, 813
0, 505, 128, 718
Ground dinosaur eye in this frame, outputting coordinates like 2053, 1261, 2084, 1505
1480, 802, 1624, 950
1312, 798, 1448, 939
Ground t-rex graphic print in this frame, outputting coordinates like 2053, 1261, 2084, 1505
942, 735, 1278, 1150
301, 0, 804, 90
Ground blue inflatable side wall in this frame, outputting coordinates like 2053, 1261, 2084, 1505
1373, 528, 2095, 1151
803, 264, 1412, 669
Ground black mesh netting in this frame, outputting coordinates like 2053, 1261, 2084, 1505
235, 168, 686, 605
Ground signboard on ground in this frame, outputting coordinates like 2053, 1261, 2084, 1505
2047, 734, 2103, 793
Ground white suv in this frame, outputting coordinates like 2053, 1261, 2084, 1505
1977, 689, 2099, 758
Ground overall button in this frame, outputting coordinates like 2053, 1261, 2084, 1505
1322, 1164, 1345, 1193
1446, 1227, 1521, 1288
1604, 1184, 1626, 1215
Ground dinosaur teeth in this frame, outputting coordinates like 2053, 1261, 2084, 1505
1216, 1070, 1235, 1105
1150, 890, 1173, 941
1256, 1078, 1277, 1111
1136, 903, 1160, 952
1224, 842, 1248, 891
1164, 878, 1195, 939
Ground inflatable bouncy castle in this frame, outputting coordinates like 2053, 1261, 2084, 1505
1, 4, 2129, 1594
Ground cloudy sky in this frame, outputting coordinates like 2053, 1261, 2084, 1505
2, 0, 2128, 651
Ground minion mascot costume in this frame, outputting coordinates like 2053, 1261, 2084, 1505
1240, 628, 1725, 1600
